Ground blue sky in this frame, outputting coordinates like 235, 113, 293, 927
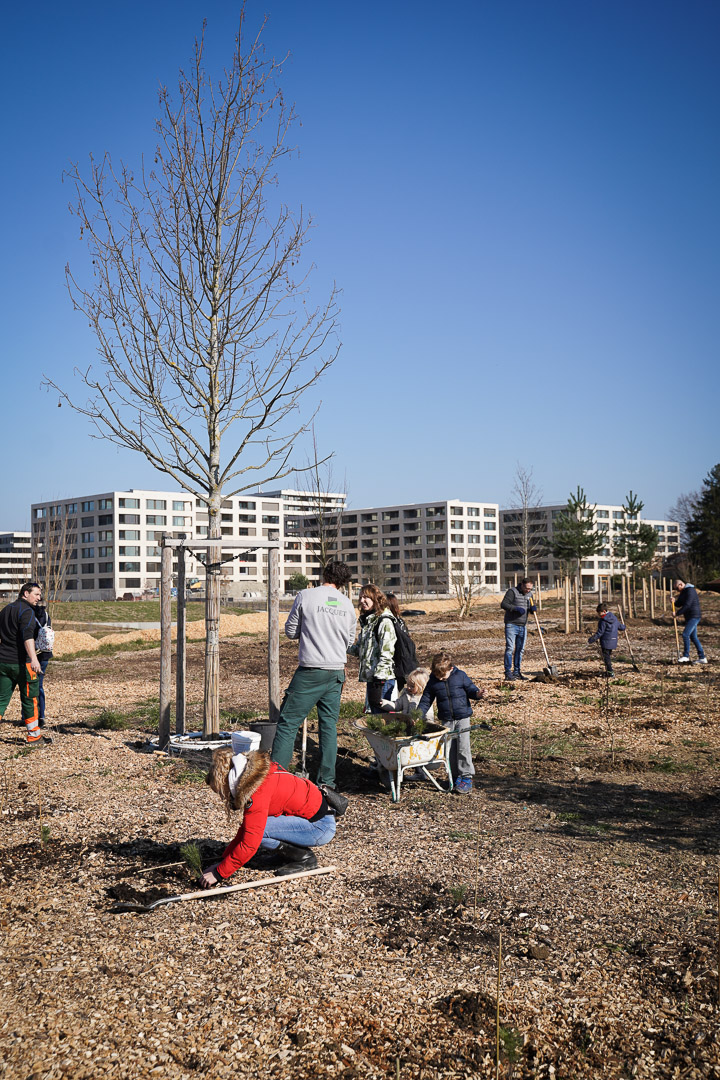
2, 0, 718, 527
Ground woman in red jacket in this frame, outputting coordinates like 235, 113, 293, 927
200, 748, 337, 885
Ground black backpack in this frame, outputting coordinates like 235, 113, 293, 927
374, 614, 418, 689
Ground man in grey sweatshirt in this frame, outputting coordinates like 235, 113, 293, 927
500, 578, 537, 681
270, 561, 357, 790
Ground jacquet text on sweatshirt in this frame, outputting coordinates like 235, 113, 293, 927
284, 585, 358, 669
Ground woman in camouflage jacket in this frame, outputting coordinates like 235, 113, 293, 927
348, 584, 397, 713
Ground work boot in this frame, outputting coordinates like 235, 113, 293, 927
273, 841, 318, 877
245, 847, 283, 871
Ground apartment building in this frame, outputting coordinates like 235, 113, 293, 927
500, 504, 680, 590
0, 532, 32, 598
304, 498, 501, 595
30, 489, 331, 600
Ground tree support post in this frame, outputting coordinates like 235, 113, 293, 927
268, 546, 280, 722
204, 540, 221, 738
176, 546, 186, 735
159, 537, 173, 750
564, 576, 571, 635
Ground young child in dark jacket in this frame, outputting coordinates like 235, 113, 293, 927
587, 603, 625, 677
417, 651, 486, 794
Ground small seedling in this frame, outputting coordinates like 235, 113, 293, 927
40, 825, 52, 845
447, 884, 468, 905
180, 842, 203, 877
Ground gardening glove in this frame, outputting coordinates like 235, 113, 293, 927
513, 606, 525, 615
528, 604, 537, 613
379, 699, 395, 711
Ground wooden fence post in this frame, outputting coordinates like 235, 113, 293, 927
159, 536, 172, 750
564, 575, 571, 634
176, 546, 186, 735
268, 545, 280, 722
649, 575, 655, 621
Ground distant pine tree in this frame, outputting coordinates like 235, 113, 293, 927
687, 464, 720, 578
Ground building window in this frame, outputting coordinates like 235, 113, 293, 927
172, 500, 188, 511
81, 548, 94, 559
120, 514, 141, 524
98, 546, 113, 557
173, 516, 188, 526
66, 503, 78, 514
98, 498, 113, 510
146, 515, 167, 526
119, 498, 140, 508
451, 534, 464, 543
382, 511, 399, 520
450, 506, 463, 516
467, 507, 479, 517
484, 509, 496, 518
99, 562, 113, 573
81, 532, 95, 543
262, 515, 279, 524
146, 562, 161, 573
119, 530, 140, 540
81, 501, 95, 512
119, 562, 141, 572
119, 546, 140, 556
98, 515, 113, 526
98, 579, 113, 589
81, 516, 94, 527
121, 578, 141, 588
81, 579, 94, 589
146, 499, 167, 510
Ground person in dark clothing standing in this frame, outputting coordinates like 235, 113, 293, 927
500, 578, 537, 681
417, 651, 486, 794
587, 603, 626, 677
0, 582, 51, 746
34, 602, 54, 728
674, 580, 707, 664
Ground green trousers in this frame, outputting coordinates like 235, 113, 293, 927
271, 667, 345, 788
0, 661, 40, 741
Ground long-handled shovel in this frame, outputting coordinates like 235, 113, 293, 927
298, 716, 310, 779
532, 610, 559, 677
671, 599, 682, 661
618, 606, 640, 672
110, 864, 336, 913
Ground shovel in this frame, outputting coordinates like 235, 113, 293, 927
618, 606, 640, 672
298, 716, 310, 779
110, 864, 336, 913
671, 599, 682, 661
532, 610, 559, 677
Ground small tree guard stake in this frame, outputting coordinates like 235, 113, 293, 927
496, 930, 502, 1080
474, 808, 482, 914
717, 865, 719, 1009
37, 781, 43, 843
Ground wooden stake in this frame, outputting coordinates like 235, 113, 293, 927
642, 578, 648, 614
474, 808, 482, 914
496, 931, 503, 1080
268, 546, 281, 722
38, 781, 43, 842
649, 576, 655, 621
564, 576, 570, 635
717, 866, 719, 1009
159, 535, 173, 750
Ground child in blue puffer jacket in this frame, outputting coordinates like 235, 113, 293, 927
417, 651, 486, 794
587, 603, 626, 677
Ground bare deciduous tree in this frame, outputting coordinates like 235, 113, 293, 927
46, 14, 340, 734
503, 465, 546, 577
32, 510, 75, 616
667, 491, 699, 550
296, 427, 344, 579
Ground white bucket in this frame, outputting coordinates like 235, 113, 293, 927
231, 730, 262, 755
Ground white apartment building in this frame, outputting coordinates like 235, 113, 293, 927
500, 504, 681, 590
30, 489, 329, 600
307, 498, 501, 595
0, 532, 32, 598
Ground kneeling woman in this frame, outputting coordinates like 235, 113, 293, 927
200, 748, 336, 886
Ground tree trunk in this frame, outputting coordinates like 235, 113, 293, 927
204, 496, 221, 737
176, 546, 186, 735
267, 546, 280, 722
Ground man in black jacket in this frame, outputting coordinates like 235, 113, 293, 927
500, 578, 537, 680
674, 580, 707, 664
0, 582, 50, 746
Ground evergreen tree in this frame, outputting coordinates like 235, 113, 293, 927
548, 487, 604, 629
687, 464, 720, 577
613, 491, 659, 614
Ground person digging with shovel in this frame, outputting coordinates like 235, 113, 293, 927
200, 748, 337, 886
673, 580, 708, 665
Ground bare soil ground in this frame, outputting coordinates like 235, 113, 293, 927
2, 595, 720, 1079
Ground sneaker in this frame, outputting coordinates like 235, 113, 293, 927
693, 657, 708, 665
505, 673, 517, 682
454, 776, 473, 794
678, 656, 691, 664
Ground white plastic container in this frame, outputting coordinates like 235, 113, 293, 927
231, 730, 262, 755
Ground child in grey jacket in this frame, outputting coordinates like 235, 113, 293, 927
587, 603, 625, 677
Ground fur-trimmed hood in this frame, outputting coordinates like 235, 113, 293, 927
232, 750, 272, 811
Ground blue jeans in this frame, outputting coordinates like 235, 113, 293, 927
259, 813, 336, 850
38, 654, 51, 720
682, 617, 705, 659
504, 623, 527, 676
